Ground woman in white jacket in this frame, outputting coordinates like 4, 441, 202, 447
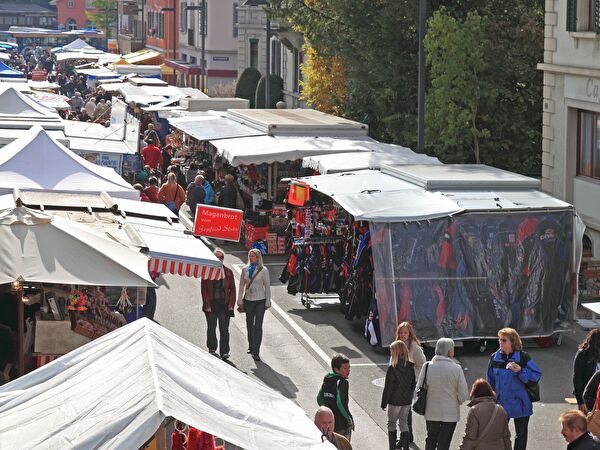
237, 249, 271, 361
416, 338, 469, 450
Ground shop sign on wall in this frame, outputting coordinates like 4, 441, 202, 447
193, 205, 243, 242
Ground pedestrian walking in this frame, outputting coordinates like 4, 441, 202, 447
395, 321, 426, 443
186, 175, 206, 218
158, 172, 185, 213
574, 329, 600, 414
418, 337, 469, 450
200, 249, 236, 360
237, 249, 271, 361
381, 340, 416, 450
559, 410, 600, 449
487, 328, 542, 450
458, 379, 511, 450
317, 354, 354, 442
314, 406, 352, 450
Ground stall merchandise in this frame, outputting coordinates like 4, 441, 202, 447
291, 165, 580, 345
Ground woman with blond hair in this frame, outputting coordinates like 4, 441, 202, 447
395, 321, 426, 442
381, 340, 416, 450
237, 249, 271, 361
487, 328, 541, 450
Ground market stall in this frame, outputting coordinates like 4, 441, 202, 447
0, 319, 334, 450
287, 164, 581, 345
0, 126, 138, 199
0, 204, 155, 376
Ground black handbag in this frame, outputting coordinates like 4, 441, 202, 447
412, 362, 429, 415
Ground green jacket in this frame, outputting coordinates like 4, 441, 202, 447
317, 372, 353, 431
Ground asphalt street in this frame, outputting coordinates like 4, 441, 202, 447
153, 240, 583, 450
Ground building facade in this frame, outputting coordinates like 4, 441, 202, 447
171, 0, 238, 93
540, 0, 600, 262
237, 0, 305, 107
55, 0, 94, 31
144, 0, 178, 60
0, 1, 56, 31
118, 0, 145, 54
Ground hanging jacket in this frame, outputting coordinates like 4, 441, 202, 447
380, 359, 416, 407
486, 350, 542, 418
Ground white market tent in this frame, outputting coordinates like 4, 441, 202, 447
0, 319, 334, 450
210, 135, 386, 166
52, 38, 99, 53
297, 165, 571, 221
0, 206, 153, 287
0, 125, 138, 199
0, 86, 60, 119
302, 147, 442, 174
169, 113, 266, 141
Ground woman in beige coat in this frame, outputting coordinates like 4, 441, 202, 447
459, 379, 511, 450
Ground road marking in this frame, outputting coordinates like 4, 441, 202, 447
372, 377, 385, 387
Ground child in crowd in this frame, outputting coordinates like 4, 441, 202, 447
381, 340, 416, 450
317, 354, 354, 442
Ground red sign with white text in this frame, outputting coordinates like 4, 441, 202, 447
193, 205, 243, 241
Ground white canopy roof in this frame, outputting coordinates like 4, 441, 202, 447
298, 168, 571, 222
52, 38, 98, 53
0, 86, 60, 119
56, 52, 102, 62
0, 206, 154, 286
169, 114, 265, 142
0, 319, 334, 450
302, 148, 442, 173
0, 125, 138, 199
211, 135, 386, 166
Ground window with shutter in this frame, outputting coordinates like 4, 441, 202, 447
595, 0, 600, 32
567, 0, 578, 31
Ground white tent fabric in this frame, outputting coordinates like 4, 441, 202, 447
0, 206, 154, 286
302, 149, 442, 174
0, 86, 60, 118
299, 170, 416, 196
211, 135, 382, 166
0, 125, 138, 199
52, 38, 99, 53
331, 190, 463, 221
170, 115, 265, 142
0, 319, 334, 450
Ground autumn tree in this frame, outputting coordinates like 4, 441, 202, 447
300, 46, 347, 116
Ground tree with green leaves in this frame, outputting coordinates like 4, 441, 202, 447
269, 0, 544, 174
235, 67, 262, 109
86, 0, 118, 38
424, 10, 496, 164
255, 74, 284, 108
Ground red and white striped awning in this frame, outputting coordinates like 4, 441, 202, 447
36, 354, 60, 368
148, 257, 223, 280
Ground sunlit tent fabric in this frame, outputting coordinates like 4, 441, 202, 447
302, 148, 442, 174
51, 38, 99, 53
210, 135, 383, 166
0, 61, 23, 78
0, 125, 138, 199
0, 319, 334, 450
0, 206, 154, 286
0, 86, 61, 120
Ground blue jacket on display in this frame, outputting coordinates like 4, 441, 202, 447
486, 349, 542, 419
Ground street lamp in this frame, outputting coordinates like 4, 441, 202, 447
185, 1, 207, 92
417, 0, 426, 153
161, 4, 177, 80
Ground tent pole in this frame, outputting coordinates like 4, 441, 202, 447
17, 286, 24, 376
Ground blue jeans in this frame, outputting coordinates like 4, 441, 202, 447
244, 299, 266, 355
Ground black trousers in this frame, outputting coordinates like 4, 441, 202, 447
205, 310, 230, 356
512, 416, 530, 450
244, 299, 266, 355
142, 288, 157, 321
425, 421, 456, 450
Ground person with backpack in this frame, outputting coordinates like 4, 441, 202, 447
381, 340, 416, 450
458, 379, 511, 449
487, 328, 542, 450
317, 353, 354, 442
